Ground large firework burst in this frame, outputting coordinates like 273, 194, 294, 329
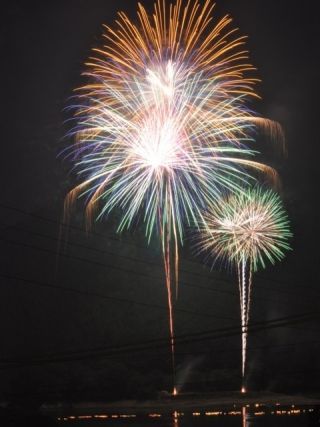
65, 0, 280, 392
197, 187, 292, 385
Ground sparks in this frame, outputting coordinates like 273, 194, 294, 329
196, 187, 292, 381
65, 0, 281, 391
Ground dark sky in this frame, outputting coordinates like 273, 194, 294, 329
0, 0, 319, 401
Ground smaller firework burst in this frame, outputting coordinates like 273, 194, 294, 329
196, 187, 292, 385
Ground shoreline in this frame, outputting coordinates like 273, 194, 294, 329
41, 391, 320, 416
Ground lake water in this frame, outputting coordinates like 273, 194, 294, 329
58, 407, 320, 426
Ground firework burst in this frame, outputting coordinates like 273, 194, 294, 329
65, 0, 280, 392
197, 187, 292, 385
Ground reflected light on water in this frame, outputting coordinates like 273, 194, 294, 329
242, 406, 247, 427
56, 404, 318, 424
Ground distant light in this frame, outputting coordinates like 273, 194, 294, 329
228, 411, 241, 415
241, 387, 246, 393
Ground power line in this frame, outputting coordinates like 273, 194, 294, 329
0, 202, 307, 297
1, 231, 316, 309
2, 272, 317, 366
2, 235, 316, 341
87, 337, 320, 370
1, 222, 317, 351
0, 311, 317, 367
176, 338, 320, 359
7, 311, 313, 359
0, 205, 317, 391
0, 231, 237, 299
1, 236, 235, 299
0, 272, 236, 321
1, 222, 307, 307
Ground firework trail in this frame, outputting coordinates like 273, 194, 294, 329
197, 187, 291, 388
65, 0, 280, 392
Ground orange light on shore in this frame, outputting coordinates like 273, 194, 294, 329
241, 387, 246, 393
173, 387, 177, 396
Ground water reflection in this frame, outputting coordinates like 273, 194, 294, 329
170, 406, 251, 427
58, 404, 320, 426
173, 410, 179, 426
242, 406, 254, 427
177, 407, 251, 427
242, 406, 247, 427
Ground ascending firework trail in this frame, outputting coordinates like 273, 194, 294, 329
196, 187, 291, 390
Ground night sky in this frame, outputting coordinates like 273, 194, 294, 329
1, 0, 319, 403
